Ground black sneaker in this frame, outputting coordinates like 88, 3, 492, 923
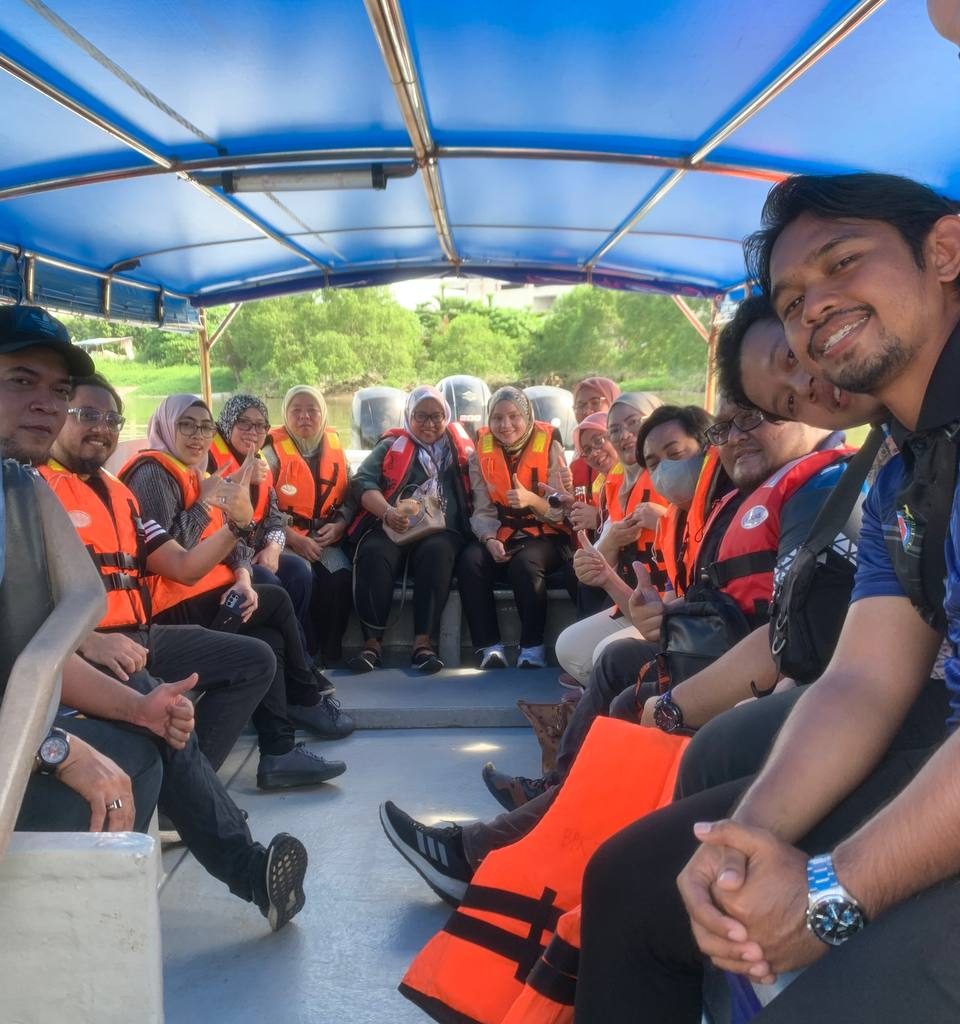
379, 801, 473, 906
287, 696, 356, 739
481, 762, 551, 811
260, 833, 308, 932
256, 744, 347, 789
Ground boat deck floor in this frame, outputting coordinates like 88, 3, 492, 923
160, 666, 557, 1023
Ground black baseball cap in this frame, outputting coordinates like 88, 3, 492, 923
0, 304, 94, 377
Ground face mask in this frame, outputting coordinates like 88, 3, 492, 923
650, 452, 704, 506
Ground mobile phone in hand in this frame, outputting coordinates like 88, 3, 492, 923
210, 589, 245, 632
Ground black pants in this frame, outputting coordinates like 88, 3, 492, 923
353, 528, 463, 641
458, 536, 569, 649
575, 682, 950, 1023
111, 624, 273, 771
554, 636, 658, 778
252, 550, 313, 650
16, 714, 163, 833
157, 583, 320, 755
308, 561, 353, 664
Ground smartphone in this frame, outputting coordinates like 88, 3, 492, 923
210, 589, 245, 632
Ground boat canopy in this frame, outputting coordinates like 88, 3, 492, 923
0, 0, 956, 329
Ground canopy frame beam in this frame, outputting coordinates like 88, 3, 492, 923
671, 295, 711, 343
364, 0, 459, 265
584, 0, 888, 270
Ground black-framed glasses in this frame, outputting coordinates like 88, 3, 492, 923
412, 411, 445, 426
67, 406, 125, 431
176, 419, 217, 439
704, 408, 765, 446
234, 416, 269, 435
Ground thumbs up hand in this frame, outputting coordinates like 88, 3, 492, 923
506, 473, 537, 509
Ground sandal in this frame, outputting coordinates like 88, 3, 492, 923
347, 647, 382, 674
412, 647, 444, 675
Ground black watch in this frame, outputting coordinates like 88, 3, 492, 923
36, 726, 70, 774
653, 690, 686, 733
547, 492, 563, 510
806, 854, 867, 946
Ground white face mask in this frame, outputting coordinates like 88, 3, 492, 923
650, 452, 705, 506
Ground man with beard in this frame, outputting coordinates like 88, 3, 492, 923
575, 172, 960, 1023
1, 307, 309, 931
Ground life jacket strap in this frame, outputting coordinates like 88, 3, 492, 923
706, 550, 776, 589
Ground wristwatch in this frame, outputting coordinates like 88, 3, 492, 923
36, 726, 70, 774
806, 853, 867, 946
652, 690, 685, 733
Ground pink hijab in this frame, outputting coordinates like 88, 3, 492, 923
574, 377, 621, 408
573, 411, 610, 457
146, 393, 212, 457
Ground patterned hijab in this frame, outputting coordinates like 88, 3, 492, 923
488, 385, 536, 458
405, 384, 453, 476
281, 385, 328, 457
217, 393, 269, 461
146, 394, 211, 457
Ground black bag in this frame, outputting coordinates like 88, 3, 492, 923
655, 583, 752, 691
769, 427, 883, 683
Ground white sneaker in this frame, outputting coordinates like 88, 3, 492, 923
479, 644, 508, 669
517, 645, 547, 669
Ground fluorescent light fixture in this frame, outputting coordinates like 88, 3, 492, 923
193, 162, 417, 193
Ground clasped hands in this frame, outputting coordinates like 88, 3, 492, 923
677, 819, 828, 985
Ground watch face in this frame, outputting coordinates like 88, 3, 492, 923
39, 731, 69, 769
808, 896, 865, 946
653, 698, 683, 733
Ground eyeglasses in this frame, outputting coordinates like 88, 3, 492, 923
176, 419, 217, 439
575, 396, 607, 417
581, 434, 611, 453
412, 411, 446, 426
608, 415, 643, 441
235, 416, 269, 435
67, 407, 125, 431
704, 408, 765, 446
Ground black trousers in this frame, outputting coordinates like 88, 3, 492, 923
575, 682, 950, 1023
457, 536, 569, 649
157, 583, 320, 755
308, 561, 353, 664
16, 714, 163, 833
353, 528, 464, 641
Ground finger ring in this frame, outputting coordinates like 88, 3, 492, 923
106, 798, 123, 811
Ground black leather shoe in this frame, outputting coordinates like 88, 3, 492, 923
257, 744, 347, 789
287, 696, 356, 739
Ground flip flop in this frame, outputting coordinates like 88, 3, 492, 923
347, 647, 382, 674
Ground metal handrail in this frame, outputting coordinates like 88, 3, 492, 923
0, 474, 105, 864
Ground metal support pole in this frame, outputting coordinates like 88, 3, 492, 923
207, 302, 243, 349
703, 296, 723, 412
198, 309, 212, 408
671, 294, 710, 343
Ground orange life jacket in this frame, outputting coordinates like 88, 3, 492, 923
655, 447, 724, 596
119, 449, 234, 614
702, 447, 853, 623
500, 905, 581, 1024
602, 463, 670, 592
348, 423, 475, 538
208, 433, 272, 525
400, 718, 689, 1024
39, 460, 150, 629
266, 426, 350, 535
476, 422, 567, 543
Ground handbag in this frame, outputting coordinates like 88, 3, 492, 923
383, 475, 447, 546
516, 699, 575, 774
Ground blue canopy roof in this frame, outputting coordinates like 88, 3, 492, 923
0, 0, 956, 329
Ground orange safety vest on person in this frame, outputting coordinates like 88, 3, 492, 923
702, 446, 853, 623
208, 432, 272, 525
119, 449, 234, 614
266, 426, 350, 535
655, 447, 724, 596
476, 421, 567, 543
348, 422, 475, 539
39, 460, 151, 629
399, 718, 689, 1024
602, 463, 670, 592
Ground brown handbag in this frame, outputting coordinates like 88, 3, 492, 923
516, 699, 575, 774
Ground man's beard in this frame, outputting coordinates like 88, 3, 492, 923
828, 332, 912, 395
0, 435, 47, 465
57, 449, 109, 475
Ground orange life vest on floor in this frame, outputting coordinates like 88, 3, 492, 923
702, 447, 853, 623
655, 447, 724, 596
602, 463, 670, 592
348, 423, 475, 538
119, 450, 234, 614
400, 718, 689, 1024
476, 422, 567, 543
208, 433, 272, 525
39, 460, 150, 630
266, 426, 350, 535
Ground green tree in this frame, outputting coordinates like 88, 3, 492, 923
522, 286, 621, 383
427, 313, 519, 382
58, 314, 198, 367
616, 293, 709, 384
